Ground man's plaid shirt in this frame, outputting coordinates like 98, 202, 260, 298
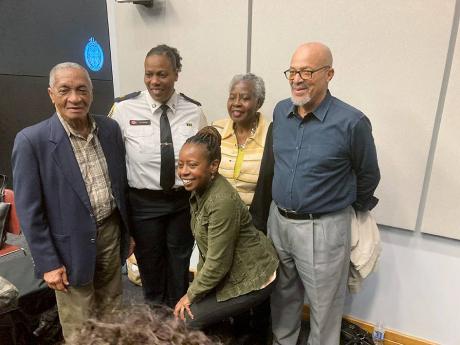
58, 114, 115, 223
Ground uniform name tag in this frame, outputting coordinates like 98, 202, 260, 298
130, 120, 151, 126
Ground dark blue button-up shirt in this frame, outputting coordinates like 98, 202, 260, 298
272, 91, 380, 213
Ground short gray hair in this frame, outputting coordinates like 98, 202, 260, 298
229, 73, 265, 107
49, 62, 93, 89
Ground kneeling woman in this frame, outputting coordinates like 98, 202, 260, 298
174, 126, 278, 329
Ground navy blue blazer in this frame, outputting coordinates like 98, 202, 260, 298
12, 113, 130, 286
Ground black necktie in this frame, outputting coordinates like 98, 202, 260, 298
160, 104, 175, 190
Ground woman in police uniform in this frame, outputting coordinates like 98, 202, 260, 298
110, 45, 207, 307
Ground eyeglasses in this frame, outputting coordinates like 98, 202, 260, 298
283, 66, 330, 80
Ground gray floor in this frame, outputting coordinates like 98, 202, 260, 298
121, 269, 145, 305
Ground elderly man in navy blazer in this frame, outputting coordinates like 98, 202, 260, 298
12, 62, 131, 340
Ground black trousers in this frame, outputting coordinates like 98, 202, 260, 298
129, 188, 194, 308
186, 277, 277, 330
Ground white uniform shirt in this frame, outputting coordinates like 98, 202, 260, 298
111, 90, 207, 190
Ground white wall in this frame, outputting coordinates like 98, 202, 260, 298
344, 226, 460, 344
107, 0, 248, 119
107, 1, 460, 344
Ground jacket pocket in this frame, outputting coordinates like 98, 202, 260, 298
125, 126, 159, 154
197, 214, 209, 236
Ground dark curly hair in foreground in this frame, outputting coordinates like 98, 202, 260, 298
68, 305, 220, 345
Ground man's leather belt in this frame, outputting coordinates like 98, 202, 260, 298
277, 207, 324, 220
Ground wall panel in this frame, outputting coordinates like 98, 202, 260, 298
0, 0, 113, 80
422, 22, 460, 240
111, 0, 248, 118
251, 0, 455, 230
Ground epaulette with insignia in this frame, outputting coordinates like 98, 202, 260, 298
114, 91, 141, 103
180, 93, 201, 106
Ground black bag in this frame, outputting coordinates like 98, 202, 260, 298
296, 319, 375, 345
0, 174, 11, 249
341, 319, 374, 345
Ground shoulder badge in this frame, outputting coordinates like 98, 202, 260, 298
180, 93, 201, 106
114, 91, 141, 103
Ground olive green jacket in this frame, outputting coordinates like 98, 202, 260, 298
187, 174, 279, 303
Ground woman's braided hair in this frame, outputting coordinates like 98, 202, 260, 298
184, 126, 221, 163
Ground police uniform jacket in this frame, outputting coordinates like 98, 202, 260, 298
110, 90, 207, 190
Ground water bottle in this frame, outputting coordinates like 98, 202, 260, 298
372, 321, 385, 345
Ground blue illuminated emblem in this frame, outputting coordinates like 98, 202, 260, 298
84, 37, 104, 72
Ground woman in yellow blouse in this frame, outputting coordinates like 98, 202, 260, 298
212, 73, 272, 344
212, 73, 270, 207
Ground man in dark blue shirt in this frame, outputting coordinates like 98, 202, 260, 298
268, 42, 380, 345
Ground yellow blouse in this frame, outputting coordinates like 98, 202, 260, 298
233, 148, 245, 179
212, 115, 270, 206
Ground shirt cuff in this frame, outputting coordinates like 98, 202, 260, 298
353, 196, 379, 211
